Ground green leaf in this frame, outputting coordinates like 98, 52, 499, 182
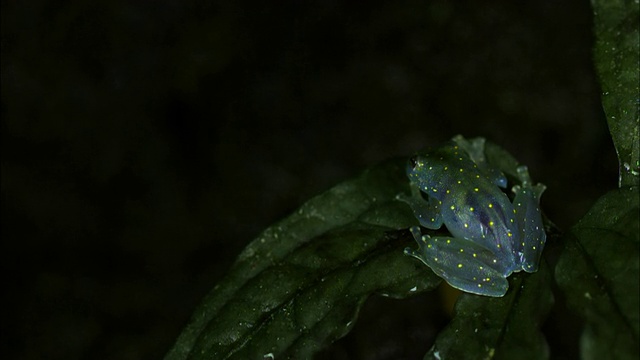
164, 159, 442, 360
426, 261, 554, 360
555, 187, 640, 360
553, 2, 640, 359
165, 138, 557, 359
165, 0, 640, 357
592, 0, 640, 188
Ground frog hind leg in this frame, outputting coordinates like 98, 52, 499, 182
404, 226, 510, 297
397, 184, 444, 229
513, 166, 547, 273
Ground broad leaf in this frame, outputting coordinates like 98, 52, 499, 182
166, 0, 640, 357
553, 1, 640, 359
555, 188, 639, 360
164, 159, 442, 359
426, 261, 553, 360
592, 0, 640, 187
165, 138, 556, 359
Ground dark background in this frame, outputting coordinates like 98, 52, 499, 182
2, 0, 617, 359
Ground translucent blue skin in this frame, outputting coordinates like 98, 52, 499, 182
400, 135, 546, 297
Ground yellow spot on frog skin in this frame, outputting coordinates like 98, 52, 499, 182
488, 203, 493, 208
457, 264, 463, 268
446, 239, 451, 244
489, 221, 494, 226
464, 223, 469, 228
444, 166, 448, 170
474, 187, 479, 192
457, 180, 462, 184
469, 207, 474, 211
475, 174, 480, 179
507, 232, 513, 237
478, 284, 482, 288
473, 253, 477, 257
434, 257, 438, 261
459, 168, 464, 172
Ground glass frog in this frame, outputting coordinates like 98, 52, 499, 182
398, 135, 546, 297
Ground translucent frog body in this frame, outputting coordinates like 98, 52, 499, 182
399, 135, 546, 297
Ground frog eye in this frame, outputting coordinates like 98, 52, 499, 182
409, 156, 418, 169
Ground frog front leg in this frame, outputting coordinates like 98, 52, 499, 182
405, 227, 511, 297
452, 135, 508, 189
397, 184, 444, 230
512, 166, 547, 272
